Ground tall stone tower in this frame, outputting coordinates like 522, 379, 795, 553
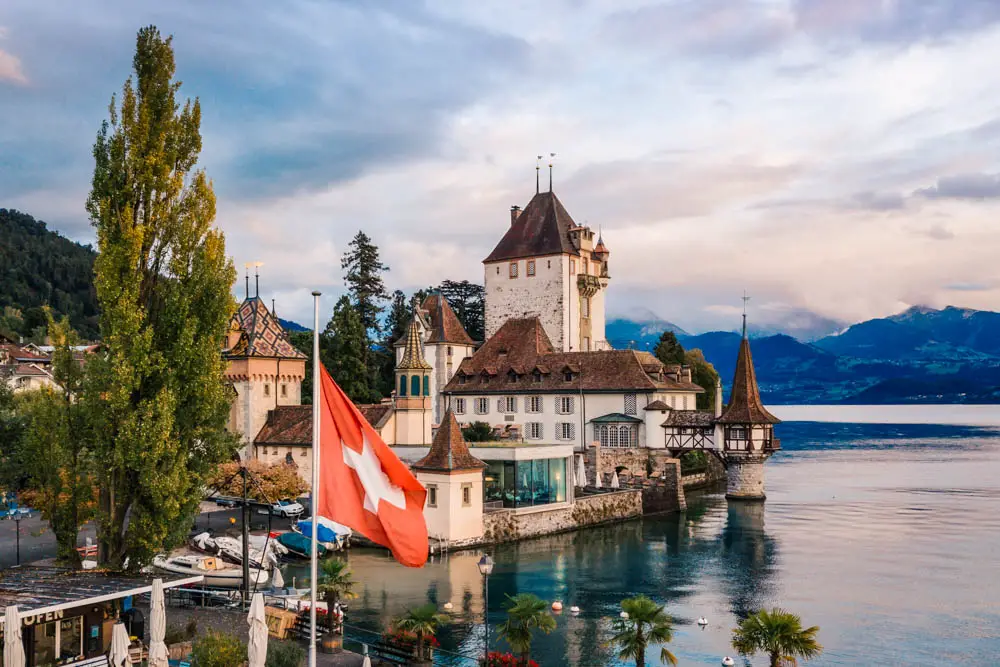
394, 313, 433, 445
483, 190, 610, 352
223, 295, 306, 459
717, 318, 781, 500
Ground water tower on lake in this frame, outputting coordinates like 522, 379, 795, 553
716, 309, 781, 500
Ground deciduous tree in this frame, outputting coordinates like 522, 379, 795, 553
208, 460, 308, 502
85, 26, 238, 569
685, 348, 720, 410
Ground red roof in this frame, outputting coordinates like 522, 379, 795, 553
412, 411, 486, 472
717, 337, 780, 425
421, 293, 475, 345
484, 192, 581, 263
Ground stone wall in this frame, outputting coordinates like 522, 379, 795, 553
481, 490, 642, 545
585, 443, 679, 482
485, 255, 567, 350
725, 453, 769, 500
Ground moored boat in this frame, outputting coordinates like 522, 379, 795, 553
152, 554, 269, 589
277, 531, 327, 559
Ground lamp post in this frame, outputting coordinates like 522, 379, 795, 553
477, 554, 494, 661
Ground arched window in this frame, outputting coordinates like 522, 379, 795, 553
608, 427, 619, 448
411, 375, 421, 396
399, 375, 407, 396
423, 375, 430, 396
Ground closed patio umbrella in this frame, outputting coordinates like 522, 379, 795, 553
247, 593, 268, 667
4, 605, 25, 667
147, 578, 169, 667
271, 566, 284, 590
610, 471, 620, 488
576, 456, 587, 488
108, 623, 130, 667
594, 469, 602, 488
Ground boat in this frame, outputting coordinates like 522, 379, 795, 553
277, 531, 327, 559
293, 517, 351, 551
190, 532, 285, 570
152, 554, 269, 589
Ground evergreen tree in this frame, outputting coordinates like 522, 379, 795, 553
654, 330, 686, 366
288, 330, 314, 404
377, 290, 410, 395
85, 26, 238, 569
341, 231, 389, 339
685, 348, 721, 411
323, 296, 378, 403
437, 279, 485, 341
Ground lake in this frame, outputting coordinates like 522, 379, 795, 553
290, 405, 1000, 666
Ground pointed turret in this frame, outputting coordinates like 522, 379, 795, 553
395, 311, 433, 444
397, 313, 432, 371
412, 410, 486, 473
717, 335, 780, 425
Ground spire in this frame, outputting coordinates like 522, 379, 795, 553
397, 312, 432, 371
742, 291, 750, 339
536, 155, 541, 194
717, 335, 780, 425
548, 152, 555, 192
412, 410, 486, 472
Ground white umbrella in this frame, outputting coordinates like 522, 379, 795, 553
4, 605, 25, 667
610, 471, 620, 489
271, 566, 285, 590
147, 579, 169, 667
594, 469, 602, 488
108, 623, 130, 667
362, 655, 372, 667
576, 456, 587, 488
247, 593, 268, 667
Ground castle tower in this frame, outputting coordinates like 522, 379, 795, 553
411, 410, 487, 545
394, 312, 433, 445
717, 318, 781, 500
483, 190, 610, 352
223, 295, 307, 459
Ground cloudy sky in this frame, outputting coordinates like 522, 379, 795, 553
3, 0, 1000, 336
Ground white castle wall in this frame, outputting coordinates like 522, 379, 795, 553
485, 255, 568, 351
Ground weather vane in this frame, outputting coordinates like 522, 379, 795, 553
742, 291, 750, 337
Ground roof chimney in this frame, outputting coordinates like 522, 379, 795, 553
510, 205, 521, 226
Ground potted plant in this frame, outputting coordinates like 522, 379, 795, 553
387, 604, 448, 665
312, 558, 357, 653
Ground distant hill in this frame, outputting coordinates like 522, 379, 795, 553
278, 318, 308, 332
606, 311, 688, 350
0, 209, 100, 340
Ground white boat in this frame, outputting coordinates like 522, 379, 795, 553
153, 554, 269, 589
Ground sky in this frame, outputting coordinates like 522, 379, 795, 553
3, 0, 1000, 336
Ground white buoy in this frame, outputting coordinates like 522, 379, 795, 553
552, 601, 563, 612
620, 611, 629, 619
570, 606, 581, 614
722, 657, 735, 667
698, 617, 709, 626
443, 602, 453, 611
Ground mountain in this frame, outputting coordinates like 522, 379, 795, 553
278, 318, 308, 332
606, 309, 688, 350
0, 209, 100, 340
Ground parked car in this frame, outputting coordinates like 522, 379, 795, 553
271, 499, 304, 517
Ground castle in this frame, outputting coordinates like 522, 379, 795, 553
225, 181, 780, 546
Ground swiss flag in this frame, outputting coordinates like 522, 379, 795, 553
315, 366, 428, 567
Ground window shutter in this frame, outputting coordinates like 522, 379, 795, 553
569, 422, 576, 439
512, 397, 518, 413
497, 398, 504, 413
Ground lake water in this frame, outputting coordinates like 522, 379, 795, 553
291, 405, 1000, 666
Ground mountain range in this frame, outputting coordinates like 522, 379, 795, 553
607, 306, 1000, 404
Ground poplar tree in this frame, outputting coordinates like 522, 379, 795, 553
85, 26, 237, 569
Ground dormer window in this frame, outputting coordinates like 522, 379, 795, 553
532, 370, 542, 383
458, 373, 468, 385
563, 371, 574, 382
507, 370, 518, 383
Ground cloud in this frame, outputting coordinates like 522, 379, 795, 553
915, 173, 1000, 200
0, 26, 27, 85
946, 281, 997, 292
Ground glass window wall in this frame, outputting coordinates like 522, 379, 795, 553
483, 458, 567, 509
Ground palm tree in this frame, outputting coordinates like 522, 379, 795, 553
391, 603, 449, 660
732, 608, 822, 667
611, 595, 678, 666
497, 593, 557, 660
314, 558, 357, 633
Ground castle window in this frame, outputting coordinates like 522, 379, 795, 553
455, 398, 466, 414
496, 267, 500, 275
399, 375, 408, 397
507, 370, 518, 383
509, 262, 518, 278
462, 484, 472, 507
624, 393, 637, 415
499, 396, 517, 414
582, 297, 590, 317
264, 384, 270, 397
527, 259, 536, 276
570, 259, 576, 275
262, 448, 268, 456
427, 485, 438, 508
301, 448, 307, 456
558, 396, 575, 414
459, 373, 468, 385
475, 398, 489, 415
423, 375, 430, 396
281, 384, 287, 398
682, 395, 689, 410
547, 260, 551, 269
285, 453, 293, 465
527, 396, 542, 413
447, 346, 453, 356
411, 375, 421, 396
526, 422, 542, 439
532, 370, 542, 383
557, 422, 576, 440
563, 371, 574, 382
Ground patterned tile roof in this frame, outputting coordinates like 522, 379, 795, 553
421, 293, 475, 345
484, 191, 581, 263
412, 410, 486, 472
397, 314, 432, 371
717, 336, 780, 425
443, 317, 705, 394
225, 297, 306, 360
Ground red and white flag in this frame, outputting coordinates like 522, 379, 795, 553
315, 366, 428, 567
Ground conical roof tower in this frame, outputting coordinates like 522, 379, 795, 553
718, 314, 779, 425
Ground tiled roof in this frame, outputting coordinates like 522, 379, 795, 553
254, 405, 313, 446
412, 411, 486, 472
357, 402, 394, 430
644, 400, 671, 410
484, 192, 581, 263
717, 337, 780, 425
442, 317, 705, 394
12, 363, 53, 378
421, 293, 475, 345
225, 297, 306, 360
0, 342, 49, 363
662, 410, 716, 427
590, 412, 643, 423
397, 314, 432, 371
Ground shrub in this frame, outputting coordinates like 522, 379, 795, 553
461, 421, 495, 442
265, 640, 306, 667
190, 631, 245, 667
482, 651, 539, 667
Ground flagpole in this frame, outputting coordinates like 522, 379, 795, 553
309, 291, 321, 667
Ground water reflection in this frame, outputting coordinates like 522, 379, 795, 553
719, 502, 778, 620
